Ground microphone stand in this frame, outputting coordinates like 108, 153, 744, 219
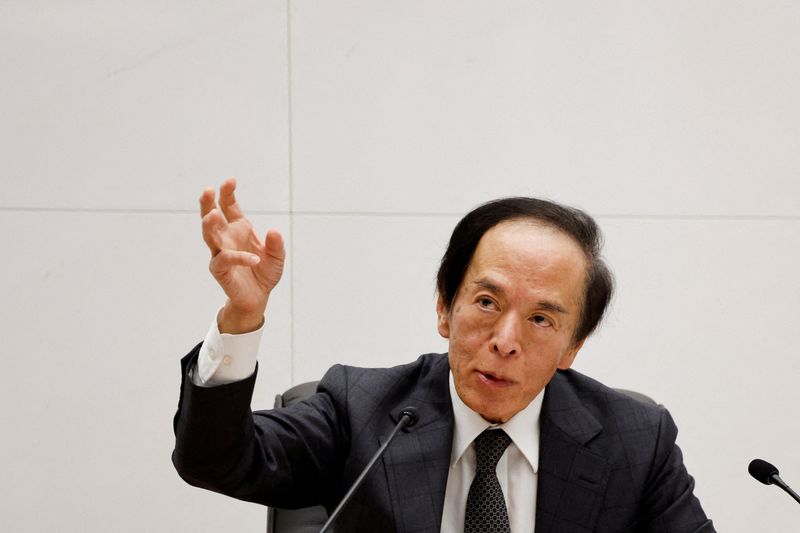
318, 408, 418, 533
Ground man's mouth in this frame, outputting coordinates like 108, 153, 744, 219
477, 370, 514, 387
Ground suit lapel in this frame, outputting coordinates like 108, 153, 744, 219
535, 371, 611, 533
381, 356, 454, 533
376, 361, 613, 532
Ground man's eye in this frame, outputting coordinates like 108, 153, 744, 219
478, 297, 496, 309
531, 314, 551, 327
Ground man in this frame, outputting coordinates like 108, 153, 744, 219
173, 179, 715, 532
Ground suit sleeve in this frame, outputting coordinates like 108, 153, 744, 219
171, 343, 351, 509
639, 407, 715, 532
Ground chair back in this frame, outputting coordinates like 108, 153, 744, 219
266, 382, 328, 533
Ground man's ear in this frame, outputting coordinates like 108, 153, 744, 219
436, 294, 451, 339
557, 338, 585, 370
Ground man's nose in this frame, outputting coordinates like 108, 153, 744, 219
492, 314, 521, 357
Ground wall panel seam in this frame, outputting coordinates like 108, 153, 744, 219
286, 0, 296, 385
1, 207, 799, 221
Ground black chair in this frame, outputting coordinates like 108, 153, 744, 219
266, 381, 657, 533
266, 381, 329, 533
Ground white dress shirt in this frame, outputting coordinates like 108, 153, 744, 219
441, 374, 541, 533
192, 312, 263, 386
193, 315, 542, 532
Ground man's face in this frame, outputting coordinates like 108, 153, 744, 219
437, 220, 587, 423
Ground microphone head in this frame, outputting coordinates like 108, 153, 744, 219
399, 406, 419, 427
749, 458, 779, 485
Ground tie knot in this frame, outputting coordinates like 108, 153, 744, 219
474, 429, 511, 472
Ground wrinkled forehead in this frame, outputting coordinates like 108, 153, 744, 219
466, 219, 589, 300
473, 219, 588, 267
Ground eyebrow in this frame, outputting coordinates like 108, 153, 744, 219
538, 300, 568, 315
474, 278, 505, 295
473, 278, 568, 314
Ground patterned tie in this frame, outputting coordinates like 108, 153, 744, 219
464, 428, 512, 533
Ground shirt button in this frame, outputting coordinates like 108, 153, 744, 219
208, 347, 217, 360
222, 355, 232, 365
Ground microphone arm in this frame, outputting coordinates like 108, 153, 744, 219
319, 407, 419, 533
771, 473, 800, 505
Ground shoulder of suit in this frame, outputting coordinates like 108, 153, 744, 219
550, 368, 666, 425
332, 352, 449, 381
318, 353, 449, 400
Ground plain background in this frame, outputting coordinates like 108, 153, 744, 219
2, 1, 799, 531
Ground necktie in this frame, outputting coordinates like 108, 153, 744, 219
464, 428, 512, 533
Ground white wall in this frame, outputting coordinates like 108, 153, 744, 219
1, 1, 798, 531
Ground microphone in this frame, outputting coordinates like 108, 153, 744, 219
748, 458, 800, 505
318, 406, 420, 533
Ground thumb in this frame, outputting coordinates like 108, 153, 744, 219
263, 229, 286, 260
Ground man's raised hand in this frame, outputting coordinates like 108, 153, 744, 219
200, 178, 285, 334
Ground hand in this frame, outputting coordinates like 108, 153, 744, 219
199, 178, 285, 334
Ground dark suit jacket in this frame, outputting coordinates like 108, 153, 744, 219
173, 346, 714, 532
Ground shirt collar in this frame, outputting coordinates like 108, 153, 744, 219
448, 371, 543, 473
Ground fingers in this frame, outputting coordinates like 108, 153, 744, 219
209, 249, 261, 275
219, 177, 245, 222
199, 187, 216, 218
199, 179, 236, 256
201, 208, 227, 255
200, 177, 242, 222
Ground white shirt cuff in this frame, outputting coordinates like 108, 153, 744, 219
192, 310, 264, 387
